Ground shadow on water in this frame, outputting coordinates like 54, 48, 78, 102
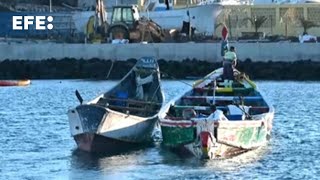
70, 140, 272, 170
70, 143, 155, 170
71, 149, 101, 170
158, 143, 272, 171
68, 142, 273, 179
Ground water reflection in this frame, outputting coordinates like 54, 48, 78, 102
69, 141, 271, 179
70, 144, 154, 170
69, 145, 166, 179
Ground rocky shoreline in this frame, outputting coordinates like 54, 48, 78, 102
1, 58, 320, 80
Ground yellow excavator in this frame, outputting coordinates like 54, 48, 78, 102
85, 0, 108, 43
85, 0, 165, 43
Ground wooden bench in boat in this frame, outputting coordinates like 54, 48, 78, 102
165, 105, 269, 120
107, 104, 155, 112
103, 97, 162, 106
194, 87, 254, 93
182, 96, 263, 101
174, 105, 224, 111
173, 105, 269, 112
97, 97, 161, 113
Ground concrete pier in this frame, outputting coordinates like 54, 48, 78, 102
0, 43, 319, 61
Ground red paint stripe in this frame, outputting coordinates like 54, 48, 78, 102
200, 131, 211, 148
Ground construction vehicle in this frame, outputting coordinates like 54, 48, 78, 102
85, 0, 108, 43
85, 1, 166, 43
107, 5, 166, 43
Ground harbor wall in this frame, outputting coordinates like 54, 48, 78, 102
1, 58, 320, 80
0, 43, 319, 62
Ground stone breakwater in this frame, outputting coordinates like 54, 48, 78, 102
1, 58, 320, 80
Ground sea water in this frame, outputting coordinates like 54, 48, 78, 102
1, 80, 319, 179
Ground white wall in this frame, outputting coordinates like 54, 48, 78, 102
0, 42, 319, 62
77, 0, 138, 9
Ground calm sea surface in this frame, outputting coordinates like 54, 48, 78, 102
1, 80, 320, 179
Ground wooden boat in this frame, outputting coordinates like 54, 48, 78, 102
159, 68, 274, 159
0, 79, 31, 86
68, 57, 164, 153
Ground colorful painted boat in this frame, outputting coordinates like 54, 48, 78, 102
68, 57, 164, 153
159, 68, 274, 159
0, 80, 31, 86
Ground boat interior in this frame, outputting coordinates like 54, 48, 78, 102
96, 66, 163, 117
166, 75, 270, 121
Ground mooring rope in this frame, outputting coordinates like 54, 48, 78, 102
161, 72, 193, 87
106, 60, 114, 80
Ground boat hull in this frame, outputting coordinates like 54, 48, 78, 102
160, 115, 273, 159
68, 104, 158, 152
74, 133, 149, 153
0, 80, 30, 86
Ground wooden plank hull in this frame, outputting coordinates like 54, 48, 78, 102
74, 133, 149, 154
68, 57, 164, 153
161, 115, 273, 159
68, 105, 158, 152
159, 68, 274, 159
